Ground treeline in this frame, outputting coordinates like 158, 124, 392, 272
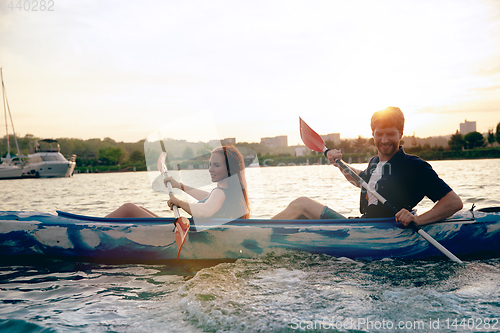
1, 122, 499, 172
447, 126, 500, 150
322, 122, 500, 154
59, 137, 147, 172
259, 122, 500, 166
0, 134, 148, 172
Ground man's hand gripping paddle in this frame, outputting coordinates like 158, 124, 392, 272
299, 117, 463, 264
157, 152, 190, 260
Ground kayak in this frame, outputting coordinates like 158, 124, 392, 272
0, 209, 499, 263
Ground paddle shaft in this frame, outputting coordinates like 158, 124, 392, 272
327, 149, 463, 264
166, 176, 181, 218
159, 161, 181, 219
156, 149, 190, 260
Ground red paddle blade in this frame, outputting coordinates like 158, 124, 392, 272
299, 117, 325, 152
174, 217, 190, 260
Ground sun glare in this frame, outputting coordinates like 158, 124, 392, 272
1, 0, 498, 142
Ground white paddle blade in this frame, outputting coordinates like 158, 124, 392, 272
144, 131, 170, 194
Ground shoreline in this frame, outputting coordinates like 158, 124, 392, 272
73, 154, 500, 174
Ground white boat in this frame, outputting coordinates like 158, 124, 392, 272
0, 68, 23, 180
0, 156, 23, 179
22, 139, 76, 178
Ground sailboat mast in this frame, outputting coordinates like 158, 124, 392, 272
1, 68, 10, 159
0, 68, 21, 159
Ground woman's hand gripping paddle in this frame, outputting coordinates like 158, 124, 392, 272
299, 117, 463, 264
157, 152, 190, 260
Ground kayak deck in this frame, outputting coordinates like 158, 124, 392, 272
0, 210, 499, 263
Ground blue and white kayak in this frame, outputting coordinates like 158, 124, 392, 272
0, 209, 499, 263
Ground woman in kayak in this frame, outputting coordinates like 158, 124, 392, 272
105, 145, 250, 219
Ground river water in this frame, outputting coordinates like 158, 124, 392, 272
1, 159, 500, 332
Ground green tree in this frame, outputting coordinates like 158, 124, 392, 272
496, 122, 500, 145
487, 129, 496, 147
129, 150, 145, 163
197, 143, 213, 156
410, 135, 417, 147
464, 131, 485, 149
324, 140, 336, 150
448, 130, 465, 151
353, 136, 367, 152
86, 138, 102, 159
338, 139, 352, 153
99, 147, 124, 165
182, 146, 194, 160
103, 137, 116, 144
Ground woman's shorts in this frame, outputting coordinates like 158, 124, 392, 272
320, 206, 346, 220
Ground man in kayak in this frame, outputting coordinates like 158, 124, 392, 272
272, 106, 463, 226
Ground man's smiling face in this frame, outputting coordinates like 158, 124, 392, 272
373, 126, 403, 161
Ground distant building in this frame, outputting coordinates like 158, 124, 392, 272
321, 133, 341, 146
260, 135, 288, 147
221, 137, 236, 145
208, 139, 221, 147
208, 138, 236, 147
460, 120, 476, 136
294, 146, 307, 157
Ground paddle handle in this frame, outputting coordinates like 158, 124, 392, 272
159, 164, 181, 219
166, 179, 181, 218
333, 157, 463, 264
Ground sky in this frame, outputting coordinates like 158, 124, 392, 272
1, 0, 500, 146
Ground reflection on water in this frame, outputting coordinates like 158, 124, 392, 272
3, 159, 498, 218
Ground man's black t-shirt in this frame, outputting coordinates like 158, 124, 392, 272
359, 147, 452, 218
